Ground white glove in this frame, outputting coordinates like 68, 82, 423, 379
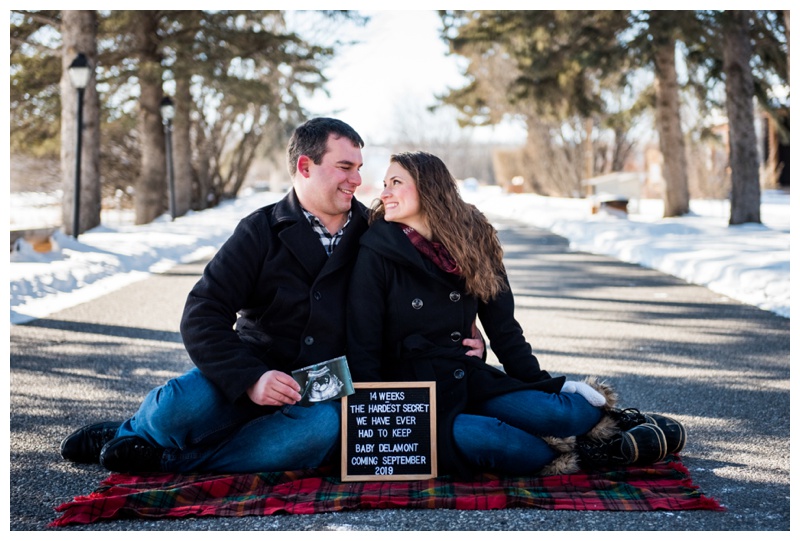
561, 380, 606, 407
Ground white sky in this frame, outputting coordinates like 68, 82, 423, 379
294, 9, 528, 146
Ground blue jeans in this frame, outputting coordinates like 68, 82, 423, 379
453, 390, 603, 476
116, 368, 341, 473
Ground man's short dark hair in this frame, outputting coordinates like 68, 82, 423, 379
286, 118, 365, 176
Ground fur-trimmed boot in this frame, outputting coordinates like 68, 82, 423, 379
577, 377, 686, 455
538, 378, 683, 474
578, 376, 620, 442
573, 377, 670, 469
537, 376, 621, 476
539, 436, 580, 476
576, 423, 668, 468
607, 408, 687, 455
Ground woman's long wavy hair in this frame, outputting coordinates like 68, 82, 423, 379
371, 151, 508, 303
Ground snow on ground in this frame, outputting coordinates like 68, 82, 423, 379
8, 186, 790, 325
9, 189, 284, 325
462, 186, 790, 319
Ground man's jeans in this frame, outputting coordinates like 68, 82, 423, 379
116, 368, 340, 473
453, 389, 603, 475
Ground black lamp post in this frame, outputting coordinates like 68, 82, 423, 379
68, 53, 91, 238
160, 96, 176, 221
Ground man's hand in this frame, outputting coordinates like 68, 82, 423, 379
463, 321, 485, 358
247, 370, 302, 406
561, 380, 606, 407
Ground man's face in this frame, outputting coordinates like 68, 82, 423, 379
296, 134, 363, 228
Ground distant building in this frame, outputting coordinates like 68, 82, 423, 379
762, 107, 790, 189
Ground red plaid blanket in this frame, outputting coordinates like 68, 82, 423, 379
50, 460, 722, 527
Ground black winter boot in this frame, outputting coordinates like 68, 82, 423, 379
99, 436, 165, 473
576, 423, 668, 469
608, 408, 686, 454
60, 421, 122, 464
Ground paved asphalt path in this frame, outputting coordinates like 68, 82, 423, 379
9, 217, 790, 531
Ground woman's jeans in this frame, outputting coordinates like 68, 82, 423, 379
116, 368, 340, 473
453, 390, 603, 475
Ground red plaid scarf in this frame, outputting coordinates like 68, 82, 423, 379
398, 223, 461, 275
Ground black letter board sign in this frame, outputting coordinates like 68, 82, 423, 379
341, 381, 437, 481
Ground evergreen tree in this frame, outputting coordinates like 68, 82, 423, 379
634, 11, 693, 217
10, 10, 63, 156
441, 10, 711, 216
687, 10, 788, 224
11, 10, 103, 235
439, 10, 645, 197
722, 11, 761, 225
11, 10, 352, 225
130, 11, 168, 225
60, 10, 101, 235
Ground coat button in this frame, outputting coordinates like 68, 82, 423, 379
449, 291, 461, 302
304, 336, 314, 346
313, 291, 322, 301
411, 298, 423, 310
453, 369, 465, 379
450, 331, 462, 342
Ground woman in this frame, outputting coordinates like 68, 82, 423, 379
346, 151, 684, 478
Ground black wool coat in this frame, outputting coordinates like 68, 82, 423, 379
181, 189, 370, 404
346, 218, 564, 477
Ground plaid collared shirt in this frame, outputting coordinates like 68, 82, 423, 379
302, 209, 352, 256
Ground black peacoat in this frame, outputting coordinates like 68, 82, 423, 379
181, 189, 370, 404
346, 218, 564, 476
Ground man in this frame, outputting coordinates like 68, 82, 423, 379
60, 117, 483, 474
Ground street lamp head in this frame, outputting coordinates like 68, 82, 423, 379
160, 96, 175, 123
68, 53, 92, 90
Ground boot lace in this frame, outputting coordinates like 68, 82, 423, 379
576, 434, 626, 465
611, 408, 649, 431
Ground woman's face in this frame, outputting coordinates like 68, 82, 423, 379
381, 161, 424, 228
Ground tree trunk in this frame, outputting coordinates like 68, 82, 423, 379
172, 75, 195, 217
194, 125, 212, 210
60, 10, 101, 236
132, 11, 166, 225
583, 117, 594, 196
653, 36, 690, 217
724, 11, 761, 225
